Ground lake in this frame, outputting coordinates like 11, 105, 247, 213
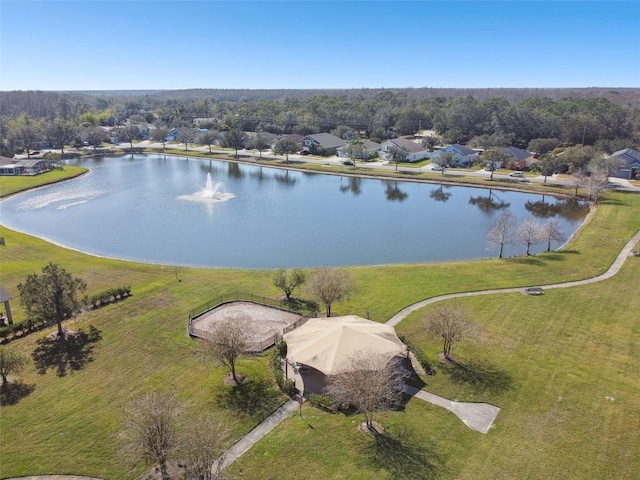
0, 154, 589, 269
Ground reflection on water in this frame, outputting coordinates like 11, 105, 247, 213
0, 154, 589, 269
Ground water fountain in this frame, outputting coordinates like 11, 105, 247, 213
178, 172, 235, 203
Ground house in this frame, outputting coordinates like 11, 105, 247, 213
502, 146, 535, 170
99, 126, 119, 144
271, 134, 303, 150
608, 148, 640, 180
337, 139, 382, 160
136, 124, 151, 140
0, 158, 54, 176
428, 144, 479, 166
380, 138, 428, 162
166, 127, 199, 142
300, 133, 347, 155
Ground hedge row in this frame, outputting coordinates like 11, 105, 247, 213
270, 345, 297, 397
0, 316, 50, 342
87, 286, 132, 309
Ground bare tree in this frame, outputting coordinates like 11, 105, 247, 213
273, 266, 305, 301
178, 414, 232, 480
305, 268, 353, 317
541, 218, 564, 252
388, 145, 408, 172
486, 210, 516, 258
431, 151, 453, 174
423, 304, 472, 361
326, 348, 407, 431
0, 347, 26, 386
585, 172, 609, 203
197, 130, 220, 153
120, 390, 180, 480
515, 216, 543, 255
151, 126, 170, 149
482, 148, 506, 179
203, 318, 249, 385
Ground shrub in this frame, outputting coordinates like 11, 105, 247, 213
307, 393, 337, 412
88, 286, 132, 309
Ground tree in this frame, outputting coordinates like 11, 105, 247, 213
119, 125, 142, 149
486, 210, 516, 258
273, 137, 299, 161
423, 304, 472, 361
11, 122, 43, 158
482, 148, 506, 179
305, 268, 353, 317
120, 390, 180, 480
388, 145, 407, 172
250, 132, 274, 158
273, 267, 306, 301
46, 121, 75, 155
562, 145, 599, 174
431, 151, 453, 174
204, 318, 249, 385
177, 129, 196, 151
178, 414, 231, 480
527, 138, 562, 155
0, 347, 26, 386
541, 218, 564, 252
326, 348, 407, 431
531, 154, 562, 183
515, 216, 543, 255
342, 137, 364, 167
585, 172, 609, 203
18, 263, 87, 339
221, 128, 247, 157
151, 126, 170, 149
83, 126, 106, 151
197, 130, 220, 153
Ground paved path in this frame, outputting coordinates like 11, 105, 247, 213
211, 399, 299, 473
404, 385, 500, 434
387, 228, 640, 328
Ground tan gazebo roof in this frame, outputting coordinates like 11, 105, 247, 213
283, 315, 406, 376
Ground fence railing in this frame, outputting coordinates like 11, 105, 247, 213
187, 293, 309, 352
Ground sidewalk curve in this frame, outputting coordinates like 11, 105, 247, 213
387, 229, 640, 327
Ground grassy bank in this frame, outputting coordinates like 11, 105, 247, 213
0, 166, 88, 197
0, 179, 638, 477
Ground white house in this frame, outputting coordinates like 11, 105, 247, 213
380, 138, 427, 162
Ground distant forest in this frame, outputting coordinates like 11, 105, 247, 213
1, 87, 639, 154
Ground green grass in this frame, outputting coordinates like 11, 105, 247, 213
0, 179, 638, 478
0, 166, 87, 197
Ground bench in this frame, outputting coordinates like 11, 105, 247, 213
525, 287, 544, 295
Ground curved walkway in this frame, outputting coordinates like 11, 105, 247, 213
387, 228, 640, 328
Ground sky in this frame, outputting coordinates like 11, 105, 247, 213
1, 0, 639, 91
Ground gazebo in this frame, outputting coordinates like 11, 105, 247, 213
283, 315, 407, 393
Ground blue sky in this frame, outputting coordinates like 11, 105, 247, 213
1, 1, 638, 91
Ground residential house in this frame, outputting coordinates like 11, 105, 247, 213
502, 146, 535, 170
301, 133, 347, 155
99, 126, 119, 144
608, 148, 640, 180
428, 144, 479, 166
166, 127, 199, 142
271, 134, 303, 150
136, 124, 151, 140
380, 138, 428, 162
337, 139, 382, 160
193, 117, 216, 127
0, 158, 54, 176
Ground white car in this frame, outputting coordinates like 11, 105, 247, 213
509, 171, 524, 177
431, 165, 444, 171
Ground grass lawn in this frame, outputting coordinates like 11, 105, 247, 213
0, 166, 87, 197
0, 171, 638, 478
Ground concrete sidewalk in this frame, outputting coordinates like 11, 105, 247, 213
211, 399, 299, 473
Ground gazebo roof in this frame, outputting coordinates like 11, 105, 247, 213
283, 315, 406, 376
0, 285, 12, 303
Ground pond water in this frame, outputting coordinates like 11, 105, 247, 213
0, 154, 589, 269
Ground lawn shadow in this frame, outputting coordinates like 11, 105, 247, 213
0, 381, 36, 406
283, 297, 319, 316
504, 256, 545, 266
215, 377, 282, 421
443, 358, 513, 395
358, 425, 447, 479
31, 326, 102, 377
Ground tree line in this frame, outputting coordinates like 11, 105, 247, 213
1, 88, 639, 158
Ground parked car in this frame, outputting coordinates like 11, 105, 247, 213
431, 165, 444, 171
300, 150, 311, 156
509, 171, 524, 177
342, 160, 354, 166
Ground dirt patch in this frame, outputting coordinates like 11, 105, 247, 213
191, 301, 304, 350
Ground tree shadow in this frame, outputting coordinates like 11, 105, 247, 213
504, 256, 545, 266
282, 298, 319, 315
358, 425, 447, 479
443, 358, 513, 395
215, 378, 282, 421
0, 381, 36, 406
31, 326, 102, 377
